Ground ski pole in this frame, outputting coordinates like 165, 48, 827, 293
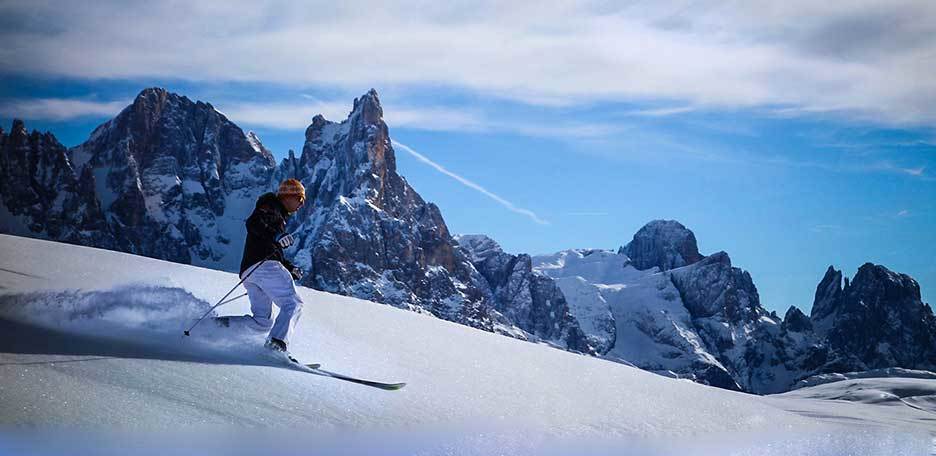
184, 250, 277, 336
217, 292, 248, 307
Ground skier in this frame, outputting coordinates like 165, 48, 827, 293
219, 178, 307, 355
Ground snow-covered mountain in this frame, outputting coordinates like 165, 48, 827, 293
70, 88, 278, 270
271, 91, 499, 332
534, 243, 757, 391
0, 88, 583, 353
793, 263, 936, 375
1, 234, 933, 455
618, 219, 704, 270
534, 219, 936, 394
454, 234, 591, 353
0, 120, 112, 247
1, 88, 277, 270
3, 89, 934, 396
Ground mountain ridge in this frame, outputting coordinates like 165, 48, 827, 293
2, 88, 932, 394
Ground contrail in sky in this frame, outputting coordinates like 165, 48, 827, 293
392, 140, 549, 225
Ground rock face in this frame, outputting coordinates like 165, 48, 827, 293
272, 91, 496, 330
538, 220, 936, 394
0, 120, 113, 247
666, 250, 790, 392
804, 264, 936, 373
782, 306, 812, 333
810, 265, 846, 332
1, 87, 605, 353
620, 219, 704, 271
67, 87, 277, 269
0, 87, 595, 354
4, 88, 933, 394
533, 243, 753, 391
455, 234, 592, 353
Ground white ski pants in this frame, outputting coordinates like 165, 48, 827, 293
238, 260, 304, 345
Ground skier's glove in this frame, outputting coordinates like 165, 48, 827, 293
276, 233, 294, 248
289, 267, 303, 281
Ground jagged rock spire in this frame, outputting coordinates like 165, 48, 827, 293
622, 219, 704, 271
64, 87, 277, 268
810, 265, 844, 324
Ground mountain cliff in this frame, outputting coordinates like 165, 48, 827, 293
3, 90, 932, 394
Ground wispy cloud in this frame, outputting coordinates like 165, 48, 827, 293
0, 92, 626, 142
392, 140, 549, 225
625, 106, 696, 117
217, 98, 489, 132
215, 98, 622, 139
216, 100, 350, 129
0, 97, 129, 121
3, 1, 935, 126
754, 154, 932, 180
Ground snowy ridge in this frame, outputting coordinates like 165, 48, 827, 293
1, 234, 934, 454
533, 248, 744, 389
533, 221, 936, 396
0, 88, 586, 359
794, 368, 936, 390
453, 234, 504, 263
273, 91, 497, 329
769, 376, 936, 440
1, 89, 279, 271
456, 236, 592, 353
4, 88, 936, 400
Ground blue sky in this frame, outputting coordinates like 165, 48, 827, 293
1, 0, 934, 314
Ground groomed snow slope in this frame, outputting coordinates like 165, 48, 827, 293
0, 235, 932, 455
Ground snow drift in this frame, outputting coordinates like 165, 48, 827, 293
0, 234, 934, 455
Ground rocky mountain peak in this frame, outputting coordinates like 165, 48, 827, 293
806, 262, 936, 375
850, 262, 921, 303
351, 88, 383, 126
0, 119, 113, 245
61, 87, 277, 268
623, 219, 704, 271
454, 234, 505, 263
782, 306, 813, 332
9, 118, 27, 137
810, 265, 845, 326
277, 90, 497, 330
295, 89, 397, 214
457, 234, 593, 353
669, 249, 763, 322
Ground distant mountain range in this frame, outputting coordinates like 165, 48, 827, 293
2, 88, 933, 393
526, 221, 936, 393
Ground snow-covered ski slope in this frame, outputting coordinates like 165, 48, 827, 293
0, 234, 933, 455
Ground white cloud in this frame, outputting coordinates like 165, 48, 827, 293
0, 98, 129, 121
215, 100, 351, 130
625, 106, 696, 117
392, 140, 549, 225
2, 0, 935, 126
215, 98, 622, 139
223, 95, 488, 132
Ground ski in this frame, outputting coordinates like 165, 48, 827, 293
304, 364, 406, 391
285, 355, 319, 370
262, 347, 321, 370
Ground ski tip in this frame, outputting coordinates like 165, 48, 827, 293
384, 383, 406, 390
304, 363, 321, 369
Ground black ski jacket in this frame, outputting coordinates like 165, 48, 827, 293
239, 192, 295, 275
